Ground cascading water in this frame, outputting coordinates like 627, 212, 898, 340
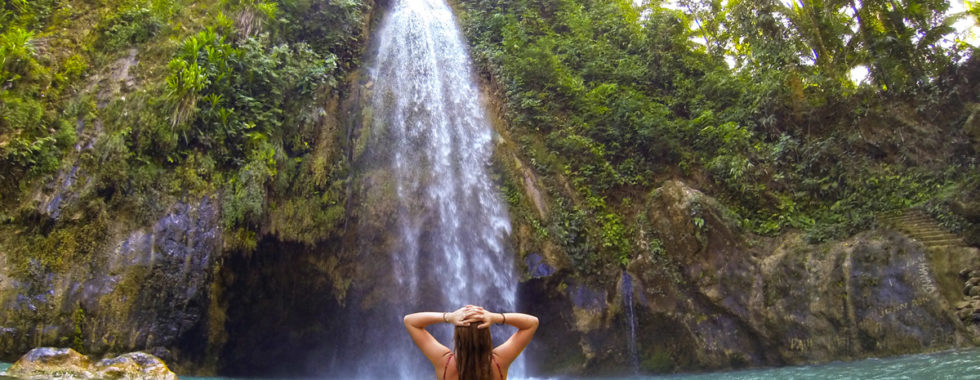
354, 0, 519, 378
622, 272, 640, 374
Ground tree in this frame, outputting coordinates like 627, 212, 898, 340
850, 0, 955, 92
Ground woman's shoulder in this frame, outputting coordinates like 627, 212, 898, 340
439, 351, 455, 380
491, 352, 506, 379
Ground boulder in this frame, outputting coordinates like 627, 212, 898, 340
4, 348, 94, 379
94, 352, 177, 380
4, 348, 176, 380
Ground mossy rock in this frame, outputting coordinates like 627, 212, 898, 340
4, 348, 177, 380
5, 347, 94, 379
94, 352, 177, 380
641, 349, 674, 373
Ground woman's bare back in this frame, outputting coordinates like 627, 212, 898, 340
437, 352, 506, 380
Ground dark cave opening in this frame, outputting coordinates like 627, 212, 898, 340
217, 238, 349, 377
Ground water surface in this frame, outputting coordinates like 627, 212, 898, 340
177, 348, 980, 379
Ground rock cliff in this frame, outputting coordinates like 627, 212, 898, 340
0, 198, 220, 373
518, 180, 980, 375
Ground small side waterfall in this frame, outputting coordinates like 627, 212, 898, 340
354, 0, 519, 378
622, 271, 640, 374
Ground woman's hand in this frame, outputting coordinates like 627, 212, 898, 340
445, 306, 474, 326
462, 305, 500, 329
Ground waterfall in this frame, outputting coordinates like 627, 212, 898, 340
354, 0, 519, 378
622, 272, 640, 374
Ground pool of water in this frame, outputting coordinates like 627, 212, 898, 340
3, 348, 979, 379
634, 348, 980, 380
196, 348, 980, 379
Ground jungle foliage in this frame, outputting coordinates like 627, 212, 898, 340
0, 0, 369, 273
1, 0, 978, 278
456, 0, 979, 274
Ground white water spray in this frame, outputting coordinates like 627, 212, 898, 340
361, 0, 520, 377
623, 272, 640, 374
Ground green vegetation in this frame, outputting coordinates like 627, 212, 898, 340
642, 349, 675, 372
71, 305, 86, 352
457, 0, 978, 275
1, 0, 977, 285
0, 0, 369, 278
0, 21, 70, 195
97, 3, 167, 51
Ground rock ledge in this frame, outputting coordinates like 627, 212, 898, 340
4, 347, 177, 380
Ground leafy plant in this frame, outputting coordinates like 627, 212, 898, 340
98, 5, 164, 50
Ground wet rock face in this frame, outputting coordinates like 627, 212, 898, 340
4, 347, 176, 380
519, 180, 980, 376
0, 197, 221, 372
520, 274, 603, 375
765, 233, 973, 360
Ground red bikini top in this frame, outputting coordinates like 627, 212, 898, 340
442, 352, 504, 380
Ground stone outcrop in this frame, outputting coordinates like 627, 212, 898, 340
4, 347, 176, 380
955, 268, 980, 326
0, 198, 221, 373
520, 180, 980, 376
951, 176, 980, 248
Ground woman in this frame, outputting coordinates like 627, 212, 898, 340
404, 305, 538, 380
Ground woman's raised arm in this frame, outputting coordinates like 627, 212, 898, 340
404, 307, 472, 366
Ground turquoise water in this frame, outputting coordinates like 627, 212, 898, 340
644, 348, 980, 380
175, 348, 980, 380
4, 348, 979, 379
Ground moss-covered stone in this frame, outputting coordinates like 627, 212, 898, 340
4, 348, 177, 380
0, 197, 221, 373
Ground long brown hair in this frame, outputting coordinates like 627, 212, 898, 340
453, 324, 493, 380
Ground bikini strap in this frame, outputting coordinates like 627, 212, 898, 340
492, 355, 503, 380
443, 353, 453, 380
